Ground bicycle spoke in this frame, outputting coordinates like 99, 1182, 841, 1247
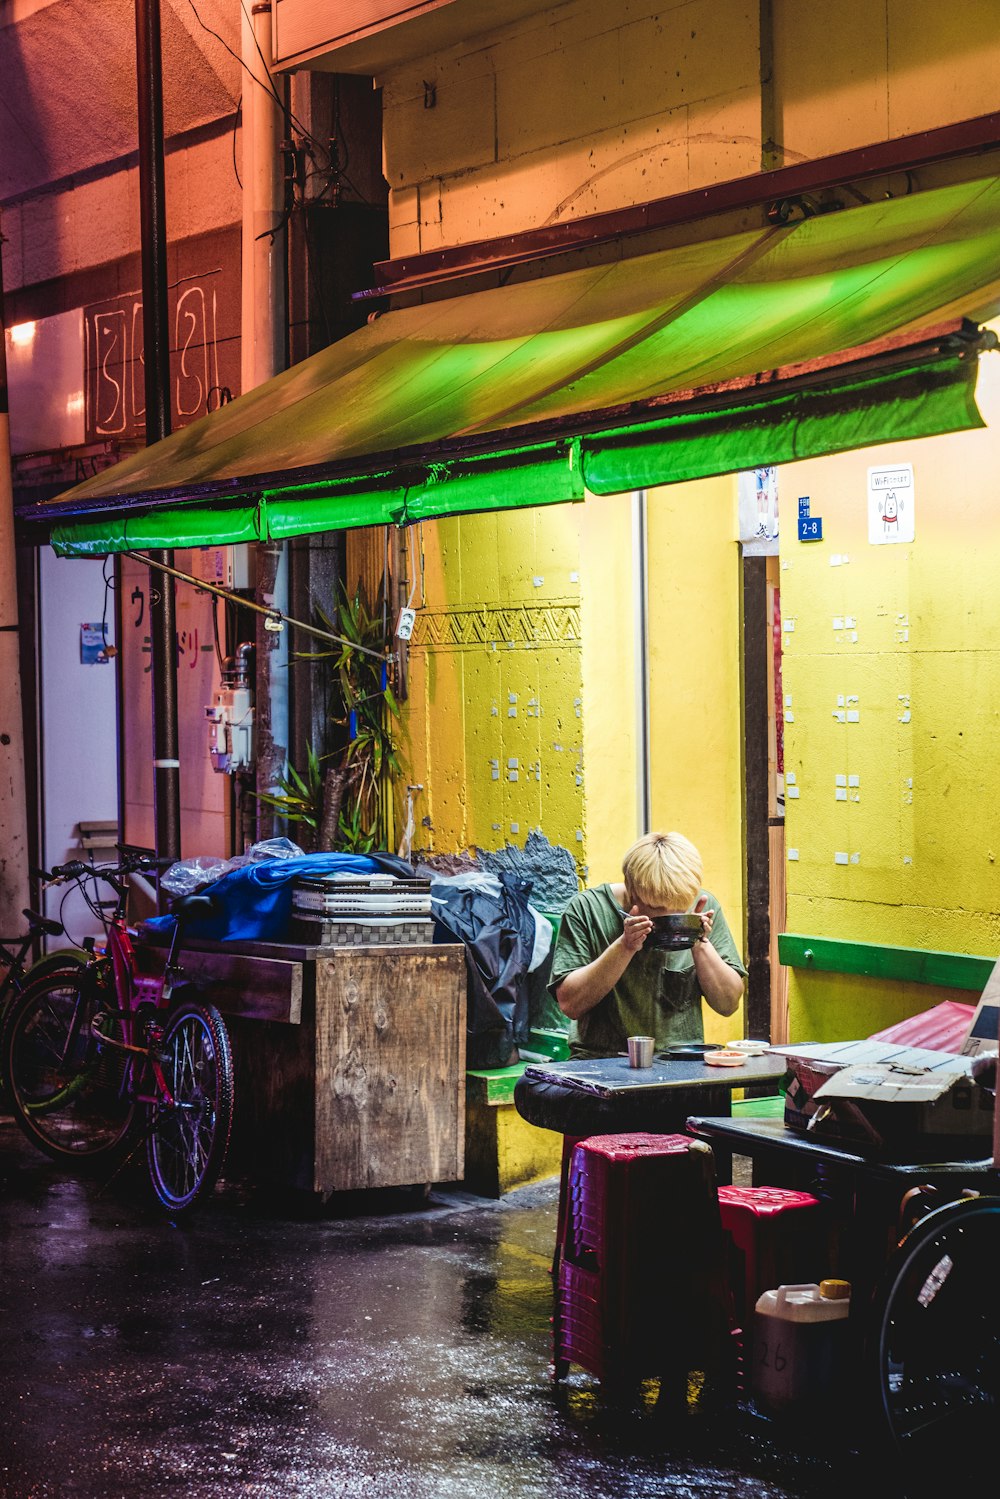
3, 974, 136, 1161
145, 1002, 233, 1213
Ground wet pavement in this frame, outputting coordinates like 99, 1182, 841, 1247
0, 1119, 880, 1499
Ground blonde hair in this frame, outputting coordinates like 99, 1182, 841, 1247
622, 831, 702, 910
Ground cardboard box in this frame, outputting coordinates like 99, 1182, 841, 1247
961, 958, 1000, 1059
776, 1041, 994, 1149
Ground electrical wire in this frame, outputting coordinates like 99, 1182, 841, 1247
232, 93, 243, 188
57, 873, 110, 948
187, 0, 380, 216
256, 207, 293, 243
186, 0, 322, 162
211, 595, 225, 673
235, 0, 335, 171
125, 549, 389, 660
100, 555, 115, 654
405, 524, 418, 611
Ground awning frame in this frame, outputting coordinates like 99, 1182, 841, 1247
19, 318, 991, 545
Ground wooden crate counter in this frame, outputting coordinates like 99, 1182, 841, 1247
146, 936, 467, 1196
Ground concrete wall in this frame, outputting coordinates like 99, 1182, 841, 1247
1, 132, 241, 296
773, 0, 1000, 161
578, 489, 638, 883
381, 0, 760, 254
1, 0, 240, 295
3, 0, 242, 866
37, 550, 118, 946
777, 330, 1000, 1039
371, 0, 1000, 1039
400, 503, 590, 869
378, 0, 1000, 255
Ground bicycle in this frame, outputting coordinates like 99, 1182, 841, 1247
0, 852, 235, 1214
0, 905, 86, 1023
867, 1188, 1000, 1494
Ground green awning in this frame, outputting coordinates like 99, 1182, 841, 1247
39, 172, 1000, 557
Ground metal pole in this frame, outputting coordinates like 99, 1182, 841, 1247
134, 0, 181, 871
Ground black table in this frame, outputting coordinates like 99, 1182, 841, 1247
516, 1054, 792, 1337
685, 1113, 998, 1309
515, 1053, 787, 1148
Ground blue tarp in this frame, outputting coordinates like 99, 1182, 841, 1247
147, 852, 406, 943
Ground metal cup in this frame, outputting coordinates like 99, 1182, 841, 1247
627, 1034, 655, 1068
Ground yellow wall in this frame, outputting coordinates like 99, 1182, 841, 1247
396, 479, 748, 1045
368, 0, 1000, 1049
397, 490, 640, 887
578, 489, 638, 884
399, 503, 589, 869
778, 341, 1000, 1040
645, 476, 747, 1042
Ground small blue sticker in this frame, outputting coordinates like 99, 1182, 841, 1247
80, 622, 110, 664
798, 496, 811, 519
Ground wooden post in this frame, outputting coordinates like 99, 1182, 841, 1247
0, 245, 30, 932
742, 554, 771, 1038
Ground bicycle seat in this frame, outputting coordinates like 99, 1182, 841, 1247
169, 892, 219, 924
23, 908, 63, 938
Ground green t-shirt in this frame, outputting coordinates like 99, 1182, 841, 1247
548, 883, 747, 1059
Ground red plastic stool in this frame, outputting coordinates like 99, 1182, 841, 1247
554, 1132, 735, 1405
717, 1184, 824, 1385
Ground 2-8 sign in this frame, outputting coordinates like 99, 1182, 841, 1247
797, 515, 823, 541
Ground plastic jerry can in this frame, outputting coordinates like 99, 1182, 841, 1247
751, 1280, 851, 1416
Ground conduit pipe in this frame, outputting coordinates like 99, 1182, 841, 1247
134, 0, 181, 877
240, 0, 289, 838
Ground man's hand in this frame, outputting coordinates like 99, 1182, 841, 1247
621, 905, 653, 953
556, 905, 649, 1020
694, 895, 716, 944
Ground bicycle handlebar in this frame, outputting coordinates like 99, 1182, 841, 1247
42, 853, 174, 887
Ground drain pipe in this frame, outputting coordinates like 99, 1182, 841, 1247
632, 489, 651, 836
135, 0, 181, 881
242, 0, 286, 392
240, 1, 288, 838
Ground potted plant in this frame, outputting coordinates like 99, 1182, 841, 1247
256, 579, 402, 852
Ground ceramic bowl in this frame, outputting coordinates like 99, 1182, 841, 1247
644, 912, 703, 950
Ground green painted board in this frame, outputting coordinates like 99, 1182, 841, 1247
732, 1093, 786, 1120
778, 933, 994, 992
466, 1063, 526, 1106
527, 1027, 570, 1061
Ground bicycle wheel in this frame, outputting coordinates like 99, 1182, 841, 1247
0, 952, 85, 1023
24, 949, 89, 985
869, 1193, 1000, 1493
1, 967, 138, 1163
145, 999, 234, 1213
